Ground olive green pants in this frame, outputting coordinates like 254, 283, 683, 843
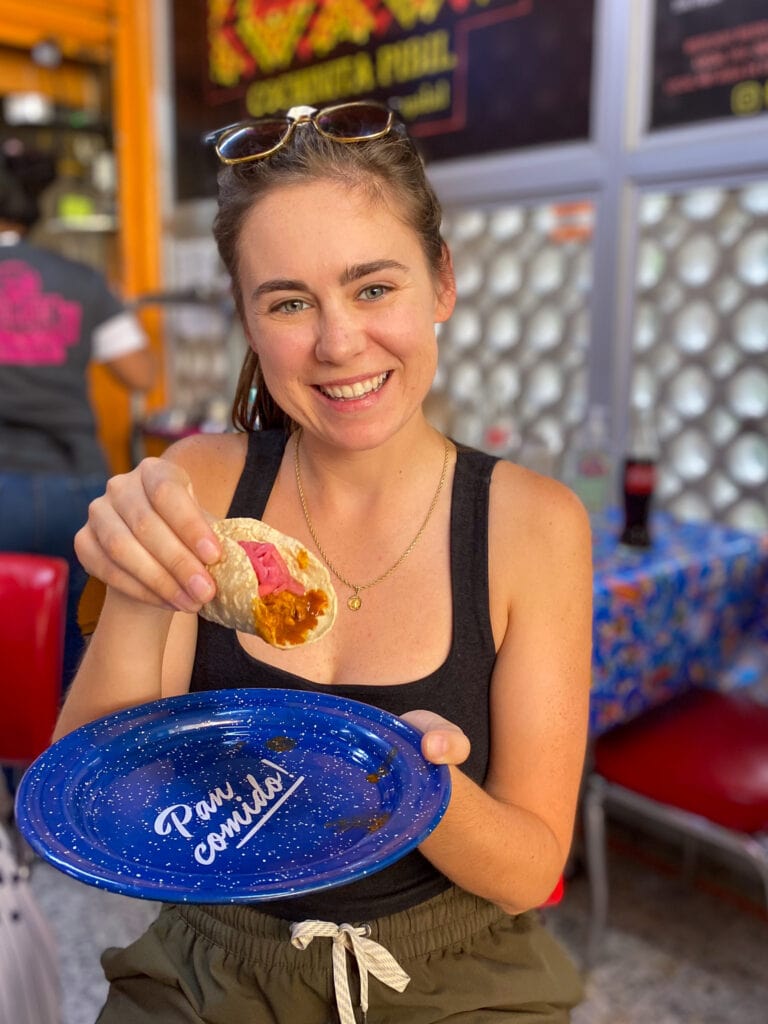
96, 885, 583, 1023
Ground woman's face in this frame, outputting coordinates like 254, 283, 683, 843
236, 179, 455, 450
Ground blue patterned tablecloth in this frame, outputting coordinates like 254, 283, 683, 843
589, 510, 768, 736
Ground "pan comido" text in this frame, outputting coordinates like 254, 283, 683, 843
152, 759, 305, 865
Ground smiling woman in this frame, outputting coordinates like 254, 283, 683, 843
57, 100, 592, 1024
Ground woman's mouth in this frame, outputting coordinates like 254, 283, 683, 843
317, 371, 390, 400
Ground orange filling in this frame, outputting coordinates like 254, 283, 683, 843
252, 588, 328, 646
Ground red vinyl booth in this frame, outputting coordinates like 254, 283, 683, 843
0, 553, 68, 766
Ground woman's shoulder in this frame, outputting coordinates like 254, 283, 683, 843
489, 458, 592, 569
162, 431, 249, 517
162, 428, 249, 465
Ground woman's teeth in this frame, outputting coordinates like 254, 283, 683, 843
319, 372, 389, 400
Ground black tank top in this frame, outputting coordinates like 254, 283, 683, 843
190, 429, 499, 921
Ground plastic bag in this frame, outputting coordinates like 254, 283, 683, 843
0, 821, 60, 1024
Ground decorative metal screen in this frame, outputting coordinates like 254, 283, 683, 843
433, 184, 767, 533
432, 200, 595, 475
631, 181, 768, 532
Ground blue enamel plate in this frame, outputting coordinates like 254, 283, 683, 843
15, 688, 451, 902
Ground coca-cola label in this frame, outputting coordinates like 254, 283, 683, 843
624, 461, 655, 495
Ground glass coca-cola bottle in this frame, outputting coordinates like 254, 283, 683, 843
620, 406, 659, 547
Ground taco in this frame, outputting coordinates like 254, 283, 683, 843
200, 518, 337, 648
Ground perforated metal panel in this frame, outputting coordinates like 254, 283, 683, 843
430, 181, 767, 532
631, 181, 768, 532
431, 200, 595, 474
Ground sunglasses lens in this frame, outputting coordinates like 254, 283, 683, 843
211, 103, 395, 163
315, 103, 392, 139
217, 120, 290, 161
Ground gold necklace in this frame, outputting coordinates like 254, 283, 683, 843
294, 429, 450, 611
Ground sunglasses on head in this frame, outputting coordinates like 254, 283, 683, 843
205, 100, 398, 165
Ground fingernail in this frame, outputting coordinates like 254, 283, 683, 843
196, 538, 220, 564
188, 573, 214, 602
427, 735, 448, 762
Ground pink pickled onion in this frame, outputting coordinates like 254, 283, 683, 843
238, 541, 305, 597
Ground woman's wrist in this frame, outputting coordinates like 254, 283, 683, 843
102, 585, 178, 627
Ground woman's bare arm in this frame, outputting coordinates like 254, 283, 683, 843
52, 588, 200, 740
56, 434, 248, 739
411, 467, 592, 912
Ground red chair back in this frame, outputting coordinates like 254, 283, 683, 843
0, 553, 68, 765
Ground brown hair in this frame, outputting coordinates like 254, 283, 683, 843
211, 112, 448, 432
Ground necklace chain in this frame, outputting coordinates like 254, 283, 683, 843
294, 429, 450, 611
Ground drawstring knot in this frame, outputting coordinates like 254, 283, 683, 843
290, 918, 410, 1023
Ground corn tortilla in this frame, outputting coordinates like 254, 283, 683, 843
200, 517, 337, 647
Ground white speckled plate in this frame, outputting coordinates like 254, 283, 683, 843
14, 689, 451, 902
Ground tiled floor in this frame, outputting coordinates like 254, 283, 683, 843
25, 820, 768, 1024
550, 827, 768, 1024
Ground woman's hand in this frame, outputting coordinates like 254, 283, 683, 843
401, 710, 471, 766
74, 457, 221, 612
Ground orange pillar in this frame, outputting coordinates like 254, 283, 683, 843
90, 0, 165, 472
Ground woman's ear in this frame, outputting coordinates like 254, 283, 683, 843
434, 242, 456, 324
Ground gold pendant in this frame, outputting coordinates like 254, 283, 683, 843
347, 592, 362, 611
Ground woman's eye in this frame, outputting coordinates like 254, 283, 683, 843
273, 298, 309, 314
359, 284, 389, 301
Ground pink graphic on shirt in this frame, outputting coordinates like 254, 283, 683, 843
0, 260, 82, 365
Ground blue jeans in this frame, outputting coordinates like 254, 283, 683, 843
0, 470, 107, 693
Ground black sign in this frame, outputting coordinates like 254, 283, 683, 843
172, 0, 594, 201
651, 0, 768, 130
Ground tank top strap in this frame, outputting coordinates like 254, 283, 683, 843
228, 429, 289, 519
449, 443, 499, 656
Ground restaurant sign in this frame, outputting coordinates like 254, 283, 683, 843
651, 0, 768, 129
173, 0, 594, 199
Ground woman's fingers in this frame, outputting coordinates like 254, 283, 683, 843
75, 514, 201, 611
103, 480, 215, 606
75, 458, 221, 609
401, 710, 471, 766
118, 459, 221, 565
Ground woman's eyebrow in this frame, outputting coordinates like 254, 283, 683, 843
249, 260, 407, 301
341, 259, 408, 284
250, 278, 307, 301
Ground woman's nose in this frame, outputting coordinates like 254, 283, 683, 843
314, 307, 366, 363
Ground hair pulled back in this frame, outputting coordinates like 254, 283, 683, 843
211, 114, 447, 432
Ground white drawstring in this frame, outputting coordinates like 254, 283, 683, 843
290, 919, 410, 1023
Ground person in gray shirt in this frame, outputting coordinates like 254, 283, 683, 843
0, 154, 156, 690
